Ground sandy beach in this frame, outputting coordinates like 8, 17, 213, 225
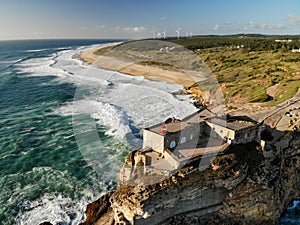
80, 43, 199, 87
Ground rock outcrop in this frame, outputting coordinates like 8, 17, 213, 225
81, 127, 299, 225
79, 192, 113, 225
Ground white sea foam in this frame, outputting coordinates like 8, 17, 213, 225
12, 167, 107, 225
14, 42, 198, 224
56, 99, 132, 139
16, 194, 86, 225
16, 55, 71, 77
0, 58, 23, 64
54, 47, 72, 51
16, 43, 197, 141
23, 48, 48, 53
287, 199, 300, 210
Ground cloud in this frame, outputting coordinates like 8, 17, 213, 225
214, 24, 219, 31
122, 26, 145, 32
246, 21, 254, 29
287, 14, 300, 25
33, 31, 43, 35
161, 16, 166, 21
245, 21, 284, 30
257, 23, 284, 30
32, 31, 51, 37
96, 25, 106, 31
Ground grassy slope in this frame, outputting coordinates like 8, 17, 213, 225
198, 47, 300, 106
169, 35, 300, 107
93, 36, 300, 107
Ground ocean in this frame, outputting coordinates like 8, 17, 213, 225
0, 39, 298, 225
0, 39, 198, 224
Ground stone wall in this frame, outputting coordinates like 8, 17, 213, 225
163, 148, 180, 169
143, 129, 164, 153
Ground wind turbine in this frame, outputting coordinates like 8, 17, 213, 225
190, 31, 193, 37
162, 31, 166, 39
176, 28, 180, 39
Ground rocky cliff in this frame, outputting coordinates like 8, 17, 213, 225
80, 128, 299, 225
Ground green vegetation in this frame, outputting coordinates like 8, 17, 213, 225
136, 60, 180, 72
95, 35, 300, 107
269, 80, 300, 106
168, 34, 300, 51
94, 45, 117, 55
167, 34, 300, 106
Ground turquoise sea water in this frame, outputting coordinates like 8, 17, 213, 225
0, 40, 130, 224
0, 39, 298, 224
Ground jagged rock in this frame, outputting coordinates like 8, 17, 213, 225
79, 192, 113, 225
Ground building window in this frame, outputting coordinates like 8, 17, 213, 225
180, 137, 186, 144
169, 141, 176, 149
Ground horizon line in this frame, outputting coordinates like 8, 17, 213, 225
1, 33, 300, 42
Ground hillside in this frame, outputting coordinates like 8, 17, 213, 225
168, 34, 300, 109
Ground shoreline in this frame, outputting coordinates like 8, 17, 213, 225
79, 42, 300, 115
79, 42, 198, 88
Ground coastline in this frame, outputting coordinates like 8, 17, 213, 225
79, 41, 300, 118
75, 40, 300, 224
79, 42, 197, 87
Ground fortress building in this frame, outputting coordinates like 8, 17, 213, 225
143, 108, 259, 158
120, 108, 261, 184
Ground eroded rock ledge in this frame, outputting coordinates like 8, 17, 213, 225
80, 128, 300, 225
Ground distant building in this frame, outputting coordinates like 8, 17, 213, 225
275, 39, 293, 43
292, 48, 300, 53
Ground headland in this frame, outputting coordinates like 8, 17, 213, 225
78, 93, 300, 225
74, 35, 300, 225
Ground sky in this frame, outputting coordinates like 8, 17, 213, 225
0, 0, 300, 40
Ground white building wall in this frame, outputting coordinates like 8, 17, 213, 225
206, 121, 235, 141
143, 129, 165, 154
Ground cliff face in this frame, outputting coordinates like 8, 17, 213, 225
79, 192, 113, 225
81, 129, 300, 225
